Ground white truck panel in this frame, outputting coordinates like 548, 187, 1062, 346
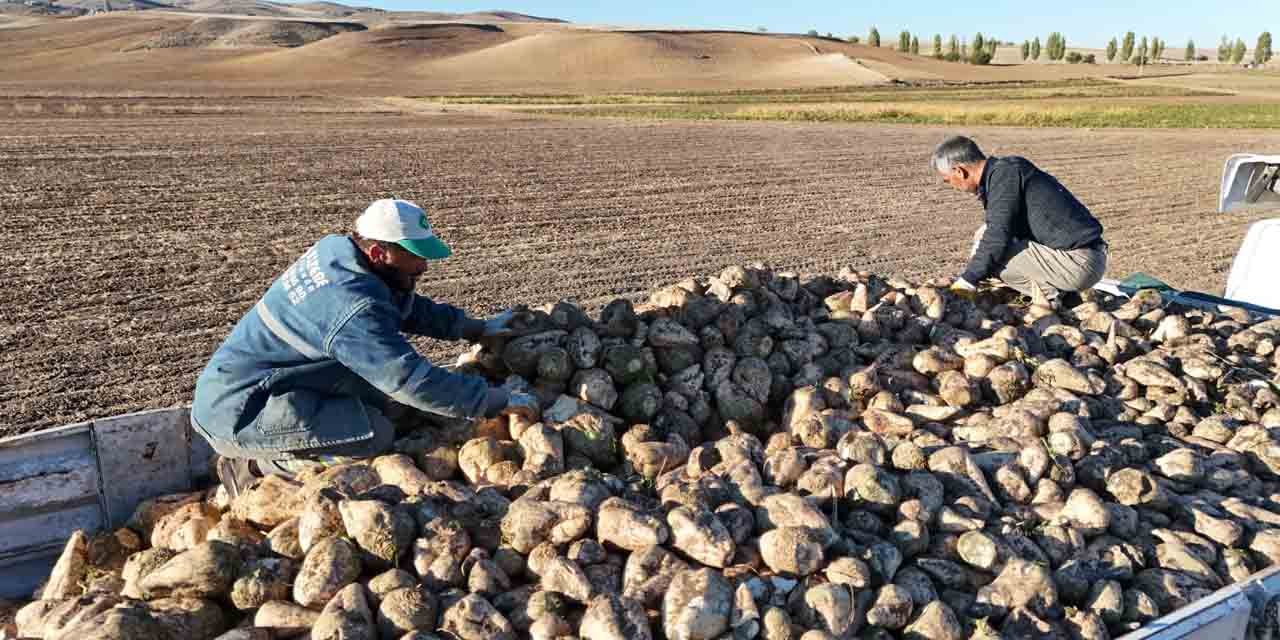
1225, 219, 1280, 311
1219, 153, 1280, 214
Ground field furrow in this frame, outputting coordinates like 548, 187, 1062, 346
4, 104, 1278, 434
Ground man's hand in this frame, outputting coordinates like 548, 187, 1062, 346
481, 387, 540, 421
502, 391, 540, 422
949, 278, 978, 301
481, 310, 516, 338
463, 309, 516, 343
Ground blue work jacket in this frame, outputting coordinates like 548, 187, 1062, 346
191, 234, 487, 453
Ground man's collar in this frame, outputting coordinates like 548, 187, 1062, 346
977, 158, 994, 203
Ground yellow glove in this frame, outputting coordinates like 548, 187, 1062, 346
949, 278, 978, 301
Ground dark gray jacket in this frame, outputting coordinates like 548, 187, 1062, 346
962, 156, 1104, 284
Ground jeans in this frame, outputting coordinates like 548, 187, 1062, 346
191, 391, 396, 477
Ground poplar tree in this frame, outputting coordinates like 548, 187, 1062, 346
1256, 32, 1273, 64
1121, 32, 1135, 61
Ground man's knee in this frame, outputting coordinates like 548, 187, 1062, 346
256, 406, 394, 475
999, 246, 1105, 297
994, 268, 1036, 296
1072, 248, 1108, 292
191, 412, 256, 460
1033, 245, 1107, 294
303, 405, 395, 461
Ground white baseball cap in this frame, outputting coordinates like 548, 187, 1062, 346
355, 199, 452, 260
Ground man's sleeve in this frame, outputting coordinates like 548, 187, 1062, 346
327, 301, 489, 418
402, 294, 483, 340
961, 163, 1019, 285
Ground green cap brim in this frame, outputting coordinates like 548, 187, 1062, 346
397, 236, 452, 260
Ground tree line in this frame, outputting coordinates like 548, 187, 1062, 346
1214, 33, 1273, 64
1096, 33, 1165, 65
811, 27, 1274, 67
1014, 33, 1088, 63
1097, 31, 1272, 64
851, 29, 1084, 65
858, 28, 1002, 65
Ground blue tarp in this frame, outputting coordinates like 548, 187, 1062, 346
1115, 272, 1280, 317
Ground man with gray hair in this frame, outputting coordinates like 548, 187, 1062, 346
932, 135, 1107, 304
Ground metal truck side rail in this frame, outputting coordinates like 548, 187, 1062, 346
1120, 564, 1280, 639
0, 407, 213, 599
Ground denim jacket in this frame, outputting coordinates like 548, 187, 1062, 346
192, 234, 487, 453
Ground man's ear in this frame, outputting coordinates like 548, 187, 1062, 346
367, 243, 388, 265
955, 166, 969, 182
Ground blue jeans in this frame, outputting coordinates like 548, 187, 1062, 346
191, 390, 396, 476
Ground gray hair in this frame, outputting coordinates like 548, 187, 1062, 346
930, 136, 986, 173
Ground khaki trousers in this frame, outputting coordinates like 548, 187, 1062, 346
971, 225, 1108, 297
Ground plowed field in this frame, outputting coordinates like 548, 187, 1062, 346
4, 99, 1279, 434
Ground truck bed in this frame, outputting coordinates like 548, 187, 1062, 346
2, 408, 1278, 640
0, 407, 213, 599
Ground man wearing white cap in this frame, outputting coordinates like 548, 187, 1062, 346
192, 199, 527, 495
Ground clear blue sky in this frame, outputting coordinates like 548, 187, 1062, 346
367, 1, 1278, 49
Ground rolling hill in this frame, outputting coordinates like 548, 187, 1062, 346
0, 11, 1197, 96
34, 0, 565, 23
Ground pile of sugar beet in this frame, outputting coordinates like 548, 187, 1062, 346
15, 265, 1280, 640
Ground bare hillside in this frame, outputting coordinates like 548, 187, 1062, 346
0, 18, 891, 94
39, 0, 565, 22
414, 30, 890, 92
0, 15, 1194, 96
122, 15, 363, 48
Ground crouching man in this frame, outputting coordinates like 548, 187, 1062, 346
932, 135, 1108, 304
192, 198, 528, 495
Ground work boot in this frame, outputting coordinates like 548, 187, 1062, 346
258, 456, 351, 480
215, 456, 260, 500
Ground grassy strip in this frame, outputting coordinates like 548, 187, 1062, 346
525, 102, 1280, 129
421, 79, 1219, 106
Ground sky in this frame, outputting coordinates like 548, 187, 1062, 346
363, 1, 1279, 49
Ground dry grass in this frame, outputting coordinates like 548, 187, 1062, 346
426, 79, 1217, 106
1129, 71, 1280, 98
543, 101, 1280, 129
468, 73, 1280, 130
